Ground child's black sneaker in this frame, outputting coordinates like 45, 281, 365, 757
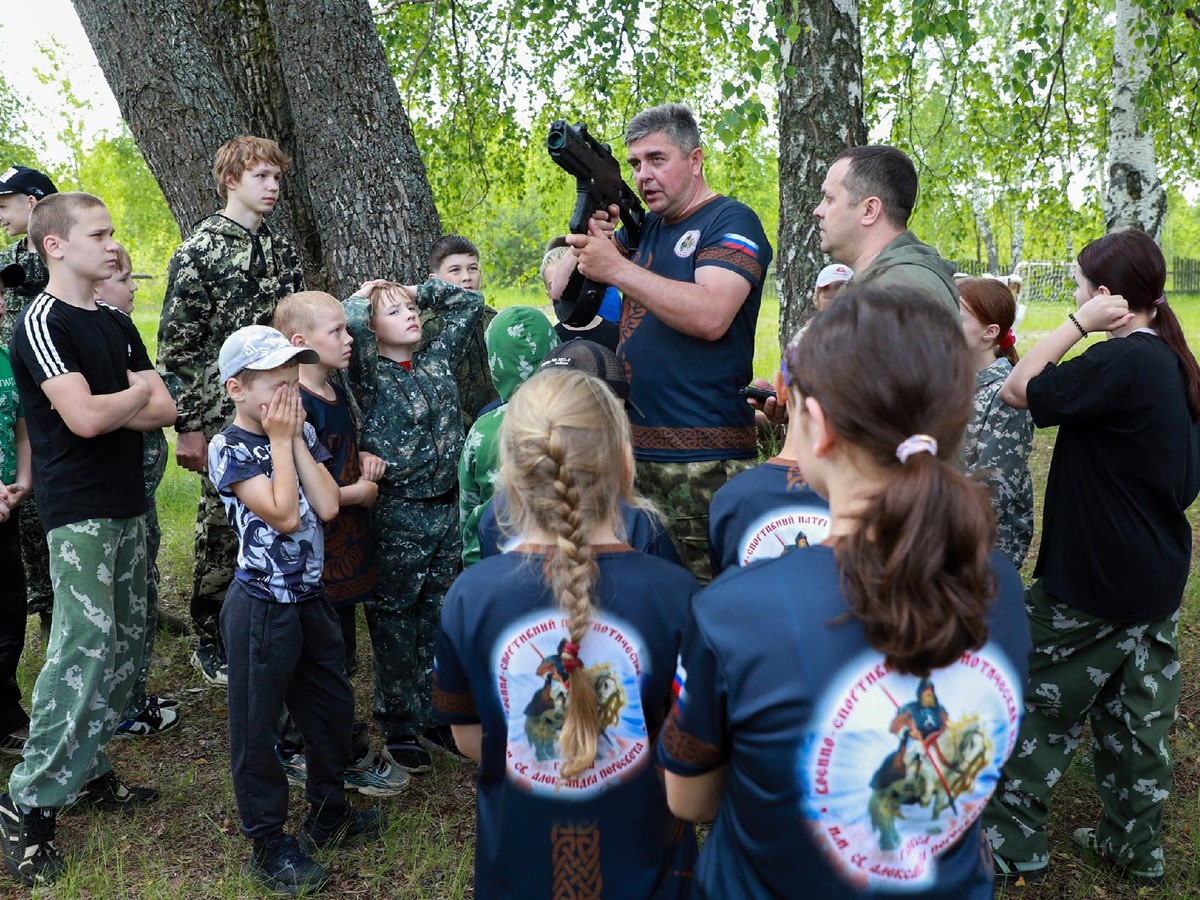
383, 738, 431, 774
116, 703, 181, 738
192, 638, 228, 687
299, 807, 387, 854
246, 833, 328, 896
78, 771, 159, 812
148, 693, 180, 710
421, 724, 463, 758
0, 794, 65, 886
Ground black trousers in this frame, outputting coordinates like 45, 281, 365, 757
0, 512, 28, 736
220, 581, 354, 841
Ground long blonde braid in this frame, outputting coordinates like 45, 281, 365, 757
500, 368, 633, 780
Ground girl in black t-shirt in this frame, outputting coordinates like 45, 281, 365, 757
983, 229, 1200, 887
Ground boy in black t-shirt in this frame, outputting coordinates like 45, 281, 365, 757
0, 193, 177, 888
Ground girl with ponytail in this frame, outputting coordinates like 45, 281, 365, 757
958, 277, 1034, 566
431, 367, 697, 899
985, 229, 1200, 886
659, 285, 1031, 899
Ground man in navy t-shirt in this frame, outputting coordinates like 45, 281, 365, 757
559, 103, 773, 581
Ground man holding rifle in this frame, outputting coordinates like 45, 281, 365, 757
557, 103, 772, 581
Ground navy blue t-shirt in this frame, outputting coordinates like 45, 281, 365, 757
433, 546, 698, 899
301, 381, 378, 606
477, 493, 682, 567
707, 457, 831, 575
658, 546, 1031, 899
616, 195, 772, 463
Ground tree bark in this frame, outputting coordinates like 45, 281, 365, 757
970, 191, 1000, 273
777, 0, 867, 346
1105, 0, 1166, 240
71, 0, 440, 293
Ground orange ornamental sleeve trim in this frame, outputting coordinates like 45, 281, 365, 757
431, 683, 476, 717
696, 245, 763, 282
660, 715, 724, 769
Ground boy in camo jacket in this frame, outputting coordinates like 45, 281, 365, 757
343, 277, 482, 774
157, 136, 304, 686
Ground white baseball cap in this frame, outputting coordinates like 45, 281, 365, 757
218, 325, 319, 383
815, 263, 853, 289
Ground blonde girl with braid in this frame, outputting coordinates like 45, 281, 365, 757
432, 367, 698, 899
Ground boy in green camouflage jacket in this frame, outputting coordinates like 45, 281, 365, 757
156, 137, 304, 685
343, 278, 482, 774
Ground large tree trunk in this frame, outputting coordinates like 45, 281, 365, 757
1105, 0, 1166, 239
71, 0, 440, 293
777, 0, 867, 346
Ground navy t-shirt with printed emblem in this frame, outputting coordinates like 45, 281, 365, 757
209, 422, 331, 604
658, 546, 1031, 899
433, 545, 699, 899
707, 457, 831, 575
616, 196, 772, 463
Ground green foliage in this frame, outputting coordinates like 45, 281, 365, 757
0, 74, 35, 166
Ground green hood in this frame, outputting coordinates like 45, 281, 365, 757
485, 306, 559, 401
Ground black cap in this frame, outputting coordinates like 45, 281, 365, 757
538, 338, 644, 418
0, 166, 57, 199
0, 264, 24, 289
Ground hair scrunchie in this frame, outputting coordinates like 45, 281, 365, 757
998, 328, 1016, 350
896, 434, 938, 464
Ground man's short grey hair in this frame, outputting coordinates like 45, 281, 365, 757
625, 104, 701, 152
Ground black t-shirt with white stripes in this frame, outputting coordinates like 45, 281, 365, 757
10, 292, 150, 531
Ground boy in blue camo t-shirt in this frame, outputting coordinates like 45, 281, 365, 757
209, 325, 385, 896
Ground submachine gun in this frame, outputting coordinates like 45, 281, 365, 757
546, 120, 645, 326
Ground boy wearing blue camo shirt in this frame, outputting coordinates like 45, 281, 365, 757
209, 325, 385, 896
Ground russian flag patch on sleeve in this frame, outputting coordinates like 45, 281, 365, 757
719, 233, 760, 259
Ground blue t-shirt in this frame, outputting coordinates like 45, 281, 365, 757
301, 381, 378, 606
598, 285, 622, 322
433, 546, 699, 899
209, 422, 332, 604
477, 493, 682, 567
707, 457, 831, 575
616, 195, 772, 463
658, 546, 1031, 899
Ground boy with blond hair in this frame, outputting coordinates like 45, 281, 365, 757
0, 193, 177, 887
273, 291, 407, 796
158, 135, 305, 686
211, 324, 385, 895
344, 277, 482, 772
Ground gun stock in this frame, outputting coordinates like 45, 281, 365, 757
547, 120, 645, 327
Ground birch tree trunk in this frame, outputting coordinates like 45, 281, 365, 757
1105, 0, 1166, 240
71, 0, 440, 292
777, 0, 867, 346
970, 191, 1000, 273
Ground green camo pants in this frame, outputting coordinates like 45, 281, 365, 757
9, 517, 147, 809
634, 457, 754, 582
982, 580, 1178, 874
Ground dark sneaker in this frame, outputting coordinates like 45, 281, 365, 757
78, 771, 159, 812
246, 833, 328, 896
116, 703, 181, 738
383, 739, 431, 774
299, 807, 387, 854
148, 693, 180, 711
344, 748, 410, 797
1072, 827, 1165, 886
0, 794, 65, 886
192, 640, 228, 687
0, 728, 26, 757
277, 745, 307, 788
421, 724, 463, 758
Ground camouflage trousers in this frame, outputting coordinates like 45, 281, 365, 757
634, 457, 755, 582
18, 494, 52, 617
121, 499, 161, 720
191, 475, 239, 642
982, 580, 1179, 875
10, 517, 147, 809
364, 493, 460, 741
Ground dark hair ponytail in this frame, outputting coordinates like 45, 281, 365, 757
786, 286, 995, 675
1078, 229, 1200, 421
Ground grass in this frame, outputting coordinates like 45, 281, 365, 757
4, 291, 1200, 896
